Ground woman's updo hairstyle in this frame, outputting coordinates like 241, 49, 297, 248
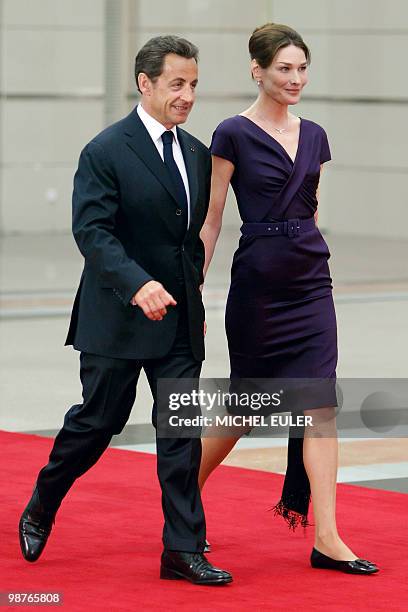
248, 23, 311, 76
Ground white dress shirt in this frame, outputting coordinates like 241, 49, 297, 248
137, 103, 191, 228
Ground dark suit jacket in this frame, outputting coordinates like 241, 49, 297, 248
65, 106, 211, 361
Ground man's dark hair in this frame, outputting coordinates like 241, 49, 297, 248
134, 35, 199, 93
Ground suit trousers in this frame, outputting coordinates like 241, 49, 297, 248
36, 301, 205, 552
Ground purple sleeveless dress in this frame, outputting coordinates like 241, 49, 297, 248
211, 115, 338, 528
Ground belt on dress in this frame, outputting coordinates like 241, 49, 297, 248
240, 216, 315, 238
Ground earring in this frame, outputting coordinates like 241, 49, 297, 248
257, 81, 261, 86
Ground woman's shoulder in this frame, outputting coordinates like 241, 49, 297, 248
301, 117, 329, 137
213, 115, 242, 136
210, 116, 243, 162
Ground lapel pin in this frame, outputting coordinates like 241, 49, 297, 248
190, 146, 195, 152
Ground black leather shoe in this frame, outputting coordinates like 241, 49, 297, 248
19, 488, 56, 562
204, 539, 211, 553
311, 547, 379, 574
160, 551, 232, 585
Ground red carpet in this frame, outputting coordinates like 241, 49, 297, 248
1, 430, 407, 611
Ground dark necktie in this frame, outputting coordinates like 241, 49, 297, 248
161, 130, 188, 229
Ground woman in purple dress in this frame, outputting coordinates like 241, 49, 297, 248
199, 23, 378, 574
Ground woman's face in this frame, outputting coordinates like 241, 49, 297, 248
255, 44, 308, 105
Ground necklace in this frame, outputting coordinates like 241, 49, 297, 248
254, 112, 290, 134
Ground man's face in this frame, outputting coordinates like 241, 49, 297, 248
139, 53, 198, 128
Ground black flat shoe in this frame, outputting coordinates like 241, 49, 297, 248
311, 547, 379, 574
204, 539, 211, 553
19, 488, 56, 562
160, 551, 232, 585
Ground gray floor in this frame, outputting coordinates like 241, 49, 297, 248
347, 478, 408, 494
1, 228, 407, 493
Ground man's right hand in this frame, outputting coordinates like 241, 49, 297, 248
130, 281, 177, 321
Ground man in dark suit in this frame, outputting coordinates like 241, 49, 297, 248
19, 35, 232, 586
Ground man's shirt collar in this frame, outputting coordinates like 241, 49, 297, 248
137, 104, 179, 145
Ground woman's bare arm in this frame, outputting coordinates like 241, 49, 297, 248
200, 155, 235, 280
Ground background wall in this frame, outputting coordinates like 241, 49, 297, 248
0, 0, 407, 237
0, 0, 104, 233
